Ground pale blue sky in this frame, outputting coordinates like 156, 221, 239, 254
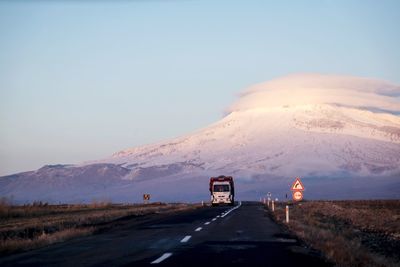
1, 0, 399, 175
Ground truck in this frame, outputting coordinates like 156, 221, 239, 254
209, 175, 235, 206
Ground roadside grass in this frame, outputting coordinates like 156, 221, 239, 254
0, 227, 95, 255
0, 199, 199, 256
267, 200, 400, 267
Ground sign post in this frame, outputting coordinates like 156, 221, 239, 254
143, 194, 150, 204
290, 177, 305, 202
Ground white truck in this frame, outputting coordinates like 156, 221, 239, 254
209, 176, 235, 206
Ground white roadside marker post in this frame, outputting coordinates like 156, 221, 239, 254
286, 205, 289, 223
201, 201, 204, 206
272, 200, 275, 212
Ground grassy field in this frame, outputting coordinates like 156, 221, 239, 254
0, 199, 199, 256
267, 200, 400, 267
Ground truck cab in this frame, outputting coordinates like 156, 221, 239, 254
209, 176, 235, 206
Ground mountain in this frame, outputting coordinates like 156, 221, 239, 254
1, 74, 400, 203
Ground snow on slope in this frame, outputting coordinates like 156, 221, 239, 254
99, 103, 400, 179
97, 73, 400, 179
1, 74, 400, 203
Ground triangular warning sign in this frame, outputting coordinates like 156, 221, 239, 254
291, 177, 305, 191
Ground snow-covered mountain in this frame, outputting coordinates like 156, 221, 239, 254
103, 104, 399, 178
1, 74, 400, 203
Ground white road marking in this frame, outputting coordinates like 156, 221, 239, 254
180, 235, 191, 243
150, 202, 242, 265
151, 253, 173, 264
221, 202, 242, 218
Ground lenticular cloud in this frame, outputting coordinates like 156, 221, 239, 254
227, 73, 400, 114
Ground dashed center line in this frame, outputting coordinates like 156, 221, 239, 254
221, 202, 242, 218
151, 252, 173, 264
150, 202, 243, 265
180, 235, 191, 243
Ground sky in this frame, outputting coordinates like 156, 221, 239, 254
0, 0, 399, 176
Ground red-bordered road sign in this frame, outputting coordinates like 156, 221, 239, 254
293, 191, 303, 201
291, 177, 305, 191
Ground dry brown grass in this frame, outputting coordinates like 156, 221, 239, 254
0, 227, 94, 255
0, 200, 198, 256
268, 200, 400, 267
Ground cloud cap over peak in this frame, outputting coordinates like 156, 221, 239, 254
228, 73, 400, 114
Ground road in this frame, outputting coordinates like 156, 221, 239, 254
0, 202, 331, 267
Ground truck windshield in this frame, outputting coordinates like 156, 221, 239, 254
213, 184, 230, 192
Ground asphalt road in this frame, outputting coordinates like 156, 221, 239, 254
0, 202, 331, 267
